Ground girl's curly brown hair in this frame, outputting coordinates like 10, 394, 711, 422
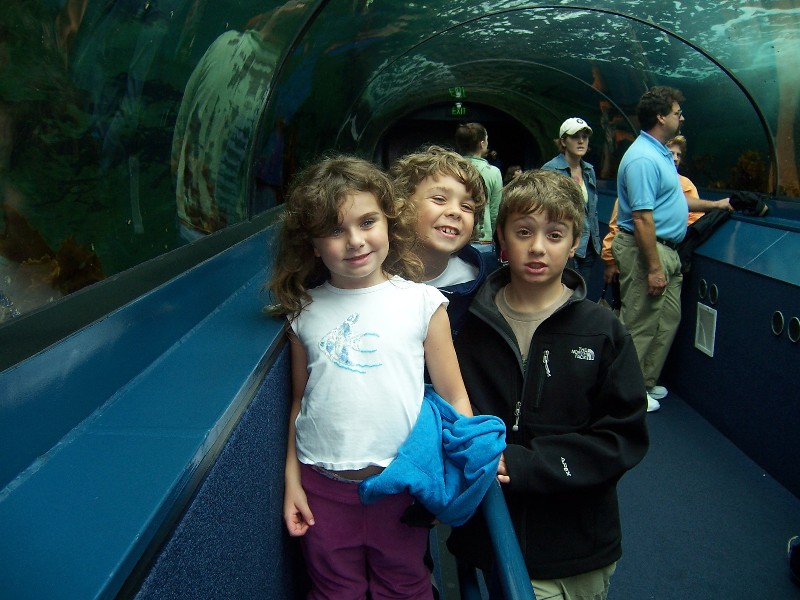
266, 155, 423, 318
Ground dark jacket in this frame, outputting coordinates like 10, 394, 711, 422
676, 208, 732, 273
448, 267, 649, 580
438, 244, 499, 338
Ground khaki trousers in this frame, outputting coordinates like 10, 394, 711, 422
612, 231, 682, 388
531, 561, 617, 600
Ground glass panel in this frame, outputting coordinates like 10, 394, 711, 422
1, 1, 311, 324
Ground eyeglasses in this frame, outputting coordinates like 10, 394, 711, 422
672, 110, 683, 118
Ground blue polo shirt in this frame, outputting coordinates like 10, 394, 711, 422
617, 131, 688, 243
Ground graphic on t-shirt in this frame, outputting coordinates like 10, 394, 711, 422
319, 313, 382, 373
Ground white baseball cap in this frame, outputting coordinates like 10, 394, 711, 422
559, 117, 593, 137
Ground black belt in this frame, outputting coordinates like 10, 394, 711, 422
657, 237, 680, 250
618, 228, 679, 250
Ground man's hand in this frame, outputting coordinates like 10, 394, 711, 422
647, 269, 667, 296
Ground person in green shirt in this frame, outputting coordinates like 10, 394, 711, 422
455, 123, 503, 245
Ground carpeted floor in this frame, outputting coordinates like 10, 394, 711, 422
614, 393, 800, 599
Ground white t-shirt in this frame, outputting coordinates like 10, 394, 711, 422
425, 255, 479, 288
290, 276, 447, 470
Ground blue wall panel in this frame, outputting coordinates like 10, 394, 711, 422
0, 233, 274, 490
663, 248, 800, 497
133, 346, 304, 599
0, 229, 289, 599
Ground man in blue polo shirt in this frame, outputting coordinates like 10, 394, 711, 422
613, 86, 731, 413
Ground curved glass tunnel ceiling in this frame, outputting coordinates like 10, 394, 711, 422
261, 1, 798, 195
331, 6, 776, 188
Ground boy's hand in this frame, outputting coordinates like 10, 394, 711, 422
496, 453, 510, 485
284, 484, 315, 537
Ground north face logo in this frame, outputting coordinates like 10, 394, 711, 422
571, 347, 595, 361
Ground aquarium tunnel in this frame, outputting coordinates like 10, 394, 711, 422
1, 1, 799, 598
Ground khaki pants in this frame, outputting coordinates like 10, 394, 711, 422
612, 231, 682, 388
532, 562, 617, 600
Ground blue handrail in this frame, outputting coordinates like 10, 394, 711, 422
455, 480, 536, 599
480, 480, 537, 600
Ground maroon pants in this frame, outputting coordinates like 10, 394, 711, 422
299, 463, 433, 600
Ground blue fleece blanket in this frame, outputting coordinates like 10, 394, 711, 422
358, 386, 506, 526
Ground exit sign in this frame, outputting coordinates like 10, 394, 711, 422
451, 102, 467, 116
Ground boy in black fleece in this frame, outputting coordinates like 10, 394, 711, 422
448, 169, 649, 599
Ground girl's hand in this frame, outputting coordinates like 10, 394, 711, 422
284, 484, 315, 537
496, 453, 510, 485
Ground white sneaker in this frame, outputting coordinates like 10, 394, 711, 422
647, 385, 668, 400
646, 393, 661, 413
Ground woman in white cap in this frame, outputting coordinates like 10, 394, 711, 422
541, 117, 600, 284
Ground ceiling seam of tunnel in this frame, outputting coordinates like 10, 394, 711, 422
245, 0, 333, 205
332, 3, 777, 189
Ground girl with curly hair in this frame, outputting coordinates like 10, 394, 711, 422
268, 155, 472, 599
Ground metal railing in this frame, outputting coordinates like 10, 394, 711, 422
457, 480, 537, 600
